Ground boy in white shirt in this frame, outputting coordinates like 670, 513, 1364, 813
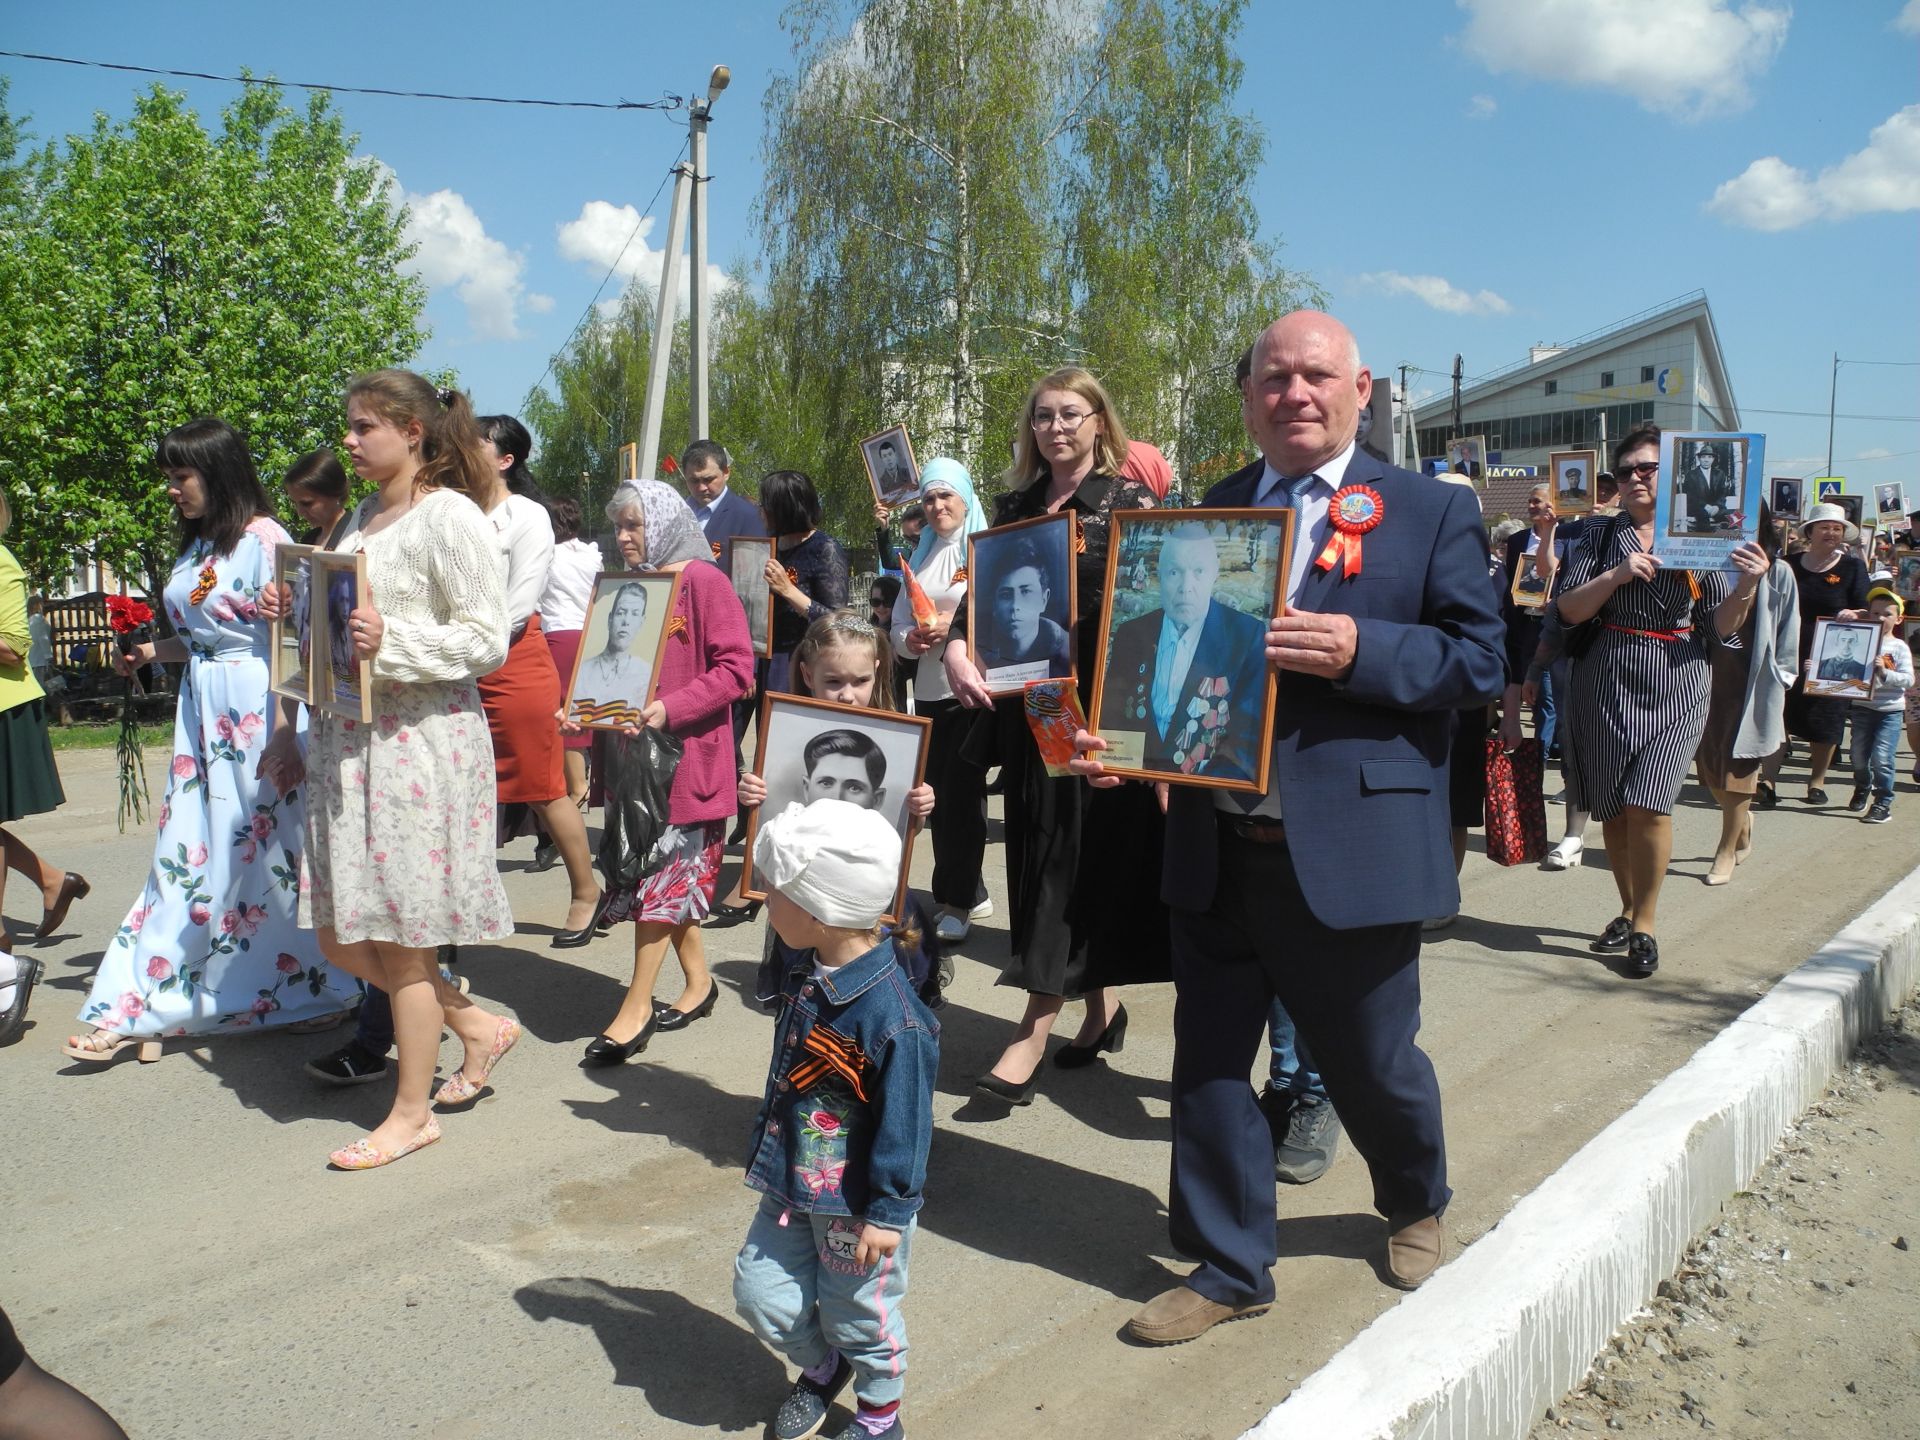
1847, 587, 1915, 824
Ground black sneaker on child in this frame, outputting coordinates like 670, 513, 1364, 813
774, 1355, 852, 1440
1847, 788, 1869, 812
824, 1420, 902, 1440
304, 1041, 390, 1086
1865, 801, 1892, 824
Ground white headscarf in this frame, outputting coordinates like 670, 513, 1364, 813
606, 479, 712, 570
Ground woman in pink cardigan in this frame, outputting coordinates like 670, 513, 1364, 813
575, 479, 753, 1066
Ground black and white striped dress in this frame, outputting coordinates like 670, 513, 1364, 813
1559, 519, 1733, 821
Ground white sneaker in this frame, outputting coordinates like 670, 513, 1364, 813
934, 910, 971, 944
969, 895, 994, 920
1543, 837, 1584, 871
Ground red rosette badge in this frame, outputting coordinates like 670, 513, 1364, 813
1315, 484, 1384, 577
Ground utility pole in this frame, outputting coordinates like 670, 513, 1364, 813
1825, 352, 1839, 478
1451, 353, 1464, 439
636, 65, 731, 481
1399, 364, 1415, 469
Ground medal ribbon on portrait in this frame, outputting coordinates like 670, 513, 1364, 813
1315, 485, 1384, 578
569, 699, 644, 727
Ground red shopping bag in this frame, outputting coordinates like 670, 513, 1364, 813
1485, 736, 1548, 867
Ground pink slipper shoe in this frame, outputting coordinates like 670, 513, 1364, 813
329, 1117, 441, 1171
433, 1016, 522, 1106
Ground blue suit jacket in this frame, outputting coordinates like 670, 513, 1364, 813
1100, 599, 1269, 783
1162, 449, 1506, 929
696, 487, 767, 570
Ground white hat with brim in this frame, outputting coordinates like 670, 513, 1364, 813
1800, 502, 1859, 543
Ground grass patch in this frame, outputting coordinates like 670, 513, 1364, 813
50, 724, 173, 752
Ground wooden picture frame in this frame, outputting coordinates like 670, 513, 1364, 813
729, 536, 774, 659
268, 543, 316, 707
1803, 616, 1881, 699
1874, 482, 1908, 524
563, 570, 682, 731
1086, 507, 1291, 794
1510, 550, 1550, 609
860, 424, 921, 508
966, 511, 1078, 697
310, 550, 373, 723
1549, 449, 1598, 519
1831, 493, 1866, 533
1893, 552, 1920, 601
1446, 434, 1488, 488
740, 693, 932, 925
617, 442, 639, 483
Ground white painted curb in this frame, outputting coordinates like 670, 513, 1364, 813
1244, 867, 1920, 1440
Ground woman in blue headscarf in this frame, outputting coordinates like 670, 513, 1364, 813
888, 457, 992, 943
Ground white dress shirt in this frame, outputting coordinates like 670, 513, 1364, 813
1152, 612, 1205, 735
691, 486, 729, 535
539, 537, 604, 633
488, 494, 556, 634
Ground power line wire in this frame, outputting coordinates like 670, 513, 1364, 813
0, 49, 683, 111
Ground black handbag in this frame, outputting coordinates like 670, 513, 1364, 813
596, 727, 685, 890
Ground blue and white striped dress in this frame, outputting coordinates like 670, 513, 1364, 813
1560, 520, 1733, 821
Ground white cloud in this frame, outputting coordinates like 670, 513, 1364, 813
360, 161, 535, 340
1357, 271, 1513, 316
1708, 104, 1920, 229
1857, 447, 1896, 462
1456, 0, 1789, 119
1466, 94, 1498, 120
557, 199, 732, 317
1898, 0, 1920, 35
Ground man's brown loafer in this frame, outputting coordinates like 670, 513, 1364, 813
1126, 1284, 1271, 1345
1385, 1214, 1445, 1290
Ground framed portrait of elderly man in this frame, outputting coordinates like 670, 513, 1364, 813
728, 535, 774, 658
1831, 493, 1866, 533
310, 550, 373, 723
1769, 476, 1805, 521
1509, 551, 1551, 609
268, 543, 316, 707
1445, 434, 1487, 487
1875, 482, 1908, 524
740, 694, 931, 923
1652, 430, 1765, 571
563, 571, 682, 731
967, 511, 1077, 696
1803, 616, 1881, 699
860, 424, 920, 508
1549, 449, 1598, 519
1088, 509, 1292, 794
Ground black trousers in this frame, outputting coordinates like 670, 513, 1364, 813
917, 697, 987, 910
1168, 827, 1450, 1305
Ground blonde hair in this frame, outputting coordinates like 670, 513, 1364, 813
791, 610, 899, 712
1004, 367, 1131, 492
345, 369, 492, 503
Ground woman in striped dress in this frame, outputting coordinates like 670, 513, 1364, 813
1553, 424, 1768, 977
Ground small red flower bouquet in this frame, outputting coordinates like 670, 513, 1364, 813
105, 594, 155, 831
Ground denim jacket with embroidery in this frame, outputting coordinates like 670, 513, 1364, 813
744, 939, 940, 1231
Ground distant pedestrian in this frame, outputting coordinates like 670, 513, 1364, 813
1762, 504, 1869, 806
1846, 589, 1913, 824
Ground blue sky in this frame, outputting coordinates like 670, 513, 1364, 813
5, 0, 1916, 484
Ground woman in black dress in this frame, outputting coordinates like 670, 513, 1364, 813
943, 367, 1169, 1104
759, 469, 849, 694
1553, 424, 1766, 977
1761, 503, 1869, 806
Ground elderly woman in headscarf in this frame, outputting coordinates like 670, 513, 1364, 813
568, 479, 755, 1065
889, 456, 993, 942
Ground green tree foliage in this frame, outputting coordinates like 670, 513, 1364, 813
0, 83, 426, 599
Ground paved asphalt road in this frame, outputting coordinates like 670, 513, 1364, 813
3, 743, 1915, 1439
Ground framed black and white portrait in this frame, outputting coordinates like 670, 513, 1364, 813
269, 543, 316, 707
741, 695, 931, 923
1087, 509, 1290, 793
729, 535, 774, 658
563, 571, 681, 731
1803, 616, 1880, 699
967, 511, 1077, 696
1830, 493, 1866, 532
860, 425, 920, 508
1510, 551, 1550, 609
1770, 476, 1805, 521
1549, 449, 1597, 519
1874, 482, 1907, 522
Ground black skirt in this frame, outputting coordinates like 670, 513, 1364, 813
1783, 679, 1850, 747
0, 697, 65, 823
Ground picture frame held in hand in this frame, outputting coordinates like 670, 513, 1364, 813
729, 536, 774, 658
310, 550, 373, 723
268, 543, 316, 707
564, 571, 682, 731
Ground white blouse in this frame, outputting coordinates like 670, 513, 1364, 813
342, 489, 508, 686
486, 493, 555, 632
540, 537, 604, 633
889, 529, 969, 705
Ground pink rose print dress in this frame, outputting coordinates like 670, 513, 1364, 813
77, 518, 354, 1037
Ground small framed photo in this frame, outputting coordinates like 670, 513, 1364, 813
1652, 430, 1765, 572
268, 543, 316, 707
564, 571, 681, 730
1814, 478, 1845, 504
1894, 552, 1920, 600
1804, 616, 1881, 699
1769, 476, 1805, 521
1549, 449, 1597, 518
967, 511, 1077, 696
729, 536, 774, 658
1510, 551, 1551, 609
617, 442, 639, 483
1446, 434, 1487, 487
1831, 493, 1866, 532
1874, 482, 1908, 523
741, 694, 931, 924
860, 425, 920, 508
311, 551, 373, 723
1087, 509, 1291, 793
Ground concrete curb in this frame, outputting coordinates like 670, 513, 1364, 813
1244, 866, 1920, 1440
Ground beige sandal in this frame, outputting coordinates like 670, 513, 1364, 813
62, 1028, 162, 1065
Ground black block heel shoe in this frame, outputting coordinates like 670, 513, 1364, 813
704, 898, 762, 928
581, 1018, 655, 1067
1054, 1004, 1128, 1069
973, 1070, 1039, 1106
552, 893, 611, 949
654, 984, 719, 1033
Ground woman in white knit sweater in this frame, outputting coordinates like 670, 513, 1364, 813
295, 371, 520, 1170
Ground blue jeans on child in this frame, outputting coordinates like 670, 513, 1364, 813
1268, 997, 1326, 1102
734, 1197, 914, 1407
1851, 708, 1902, 802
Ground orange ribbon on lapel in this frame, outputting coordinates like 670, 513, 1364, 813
666, 614, 689, 641
788, 1023, 872, 1101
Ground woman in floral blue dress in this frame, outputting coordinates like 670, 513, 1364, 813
64, 418, 351, 1065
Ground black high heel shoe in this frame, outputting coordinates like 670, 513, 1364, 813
0, 955, 42, 1048
581, 1017, 655, 1067
704, 898, 762, 928
552, 893, 610, 949
654, 984, 720, 1033
972, 1069, 1039, 1106
1053, 1004, 1128, 1070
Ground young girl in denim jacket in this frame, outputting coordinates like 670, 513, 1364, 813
734, 799, 939, 1440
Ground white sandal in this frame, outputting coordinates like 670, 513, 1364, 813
1542, 837, 1584, 871
61, 1028, 163, 1065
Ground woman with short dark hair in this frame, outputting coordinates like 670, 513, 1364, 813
758, 469, 848, 692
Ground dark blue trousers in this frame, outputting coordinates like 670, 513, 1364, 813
1168, 831, 1450, 1306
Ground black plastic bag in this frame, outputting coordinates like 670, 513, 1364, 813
596, 727, 685, 891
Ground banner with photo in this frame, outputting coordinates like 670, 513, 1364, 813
1650, 431, 1765, 572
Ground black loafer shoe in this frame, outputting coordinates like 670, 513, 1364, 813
654, 985, 718, 1033
1804, 787, 1829, 805
581, 1019, 654, 1067
1626, 932, 1659, 976
1590, 915, 1633, 953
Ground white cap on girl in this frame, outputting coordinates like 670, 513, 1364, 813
754, 800, 901, 929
